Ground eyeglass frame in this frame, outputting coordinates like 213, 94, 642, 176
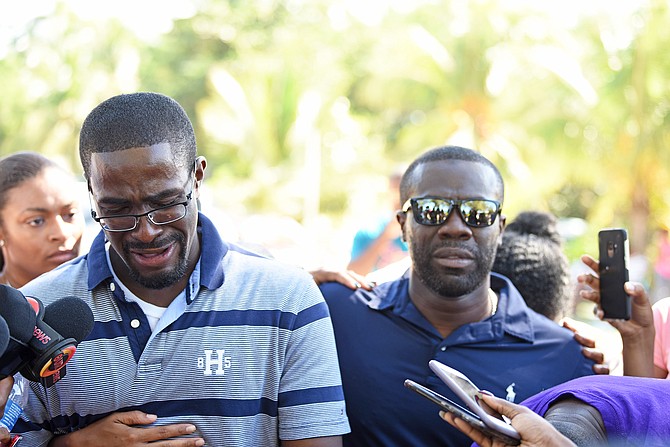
89, 171, 196, 233
401, 196, 502, 228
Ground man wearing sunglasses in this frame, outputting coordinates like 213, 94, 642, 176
320, 146, 594, 446
14, 93, 349, 447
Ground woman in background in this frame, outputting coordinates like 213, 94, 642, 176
0, 152, 84, 288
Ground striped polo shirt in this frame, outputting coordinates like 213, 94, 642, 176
16, 213, 350, 446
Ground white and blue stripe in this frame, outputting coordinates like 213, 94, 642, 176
16, 213, 349, 446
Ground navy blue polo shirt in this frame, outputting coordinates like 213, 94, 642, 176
321, 272, 594, 447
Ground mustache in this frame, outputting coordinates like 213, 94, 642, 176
432, 241, 478, 255
123, 233, 184, 251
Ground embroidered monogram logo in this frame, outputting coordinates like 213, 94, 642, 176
197, 349, 232, 376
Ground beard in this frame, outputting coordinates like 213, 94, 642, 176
123, 232, 189, 290
410, 240, 498, 298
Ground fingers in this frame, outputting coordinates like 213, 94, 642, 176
626, 282, 650, 306
592, 363, 611, 375
580, 254, 598, 272
0, 427, 10, 446
439, 411, 493, 447
345, 270, 374, 291
112, 410, 159, 426
577, 332, 597, 349
0, 376, 14, 418
478, 393, 525, 421
309, 269, 374, 290
145, 425, 204, 446
566, 326, 596, 349
580, 346, 605, 364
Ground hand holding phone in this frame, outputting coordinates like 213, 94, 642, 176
428, 360, 520, 440
403, 379, 520, 445
598, 228, 631, 320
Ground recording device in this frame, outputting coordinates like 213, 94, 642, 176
404, 379, 520, 445
0, 285, 95, 387
598, 228, 631, 320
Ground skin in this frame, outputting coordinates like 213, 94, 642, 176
310, 268, 373, 290
51, 144, 206, 446
560, 318, 609, 375
0, 167, 84, 288
396, 160, 506, 338
0, 376, 13, 445
53, 144, 341, 447
577, 254, 656, 378
89, 144, 204, 307
441, 393, 576, 447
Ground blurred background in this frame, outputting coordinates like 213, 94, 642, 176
2, 0, 670, 289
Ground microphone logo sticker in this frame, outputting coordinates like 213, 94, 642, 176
197, 349, 232, 376
33, 326, 52, 345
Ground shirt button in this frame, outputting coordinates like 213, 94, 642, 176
440, 346, 446, 351
110, 283, 116, 292
130, 319, 140, 329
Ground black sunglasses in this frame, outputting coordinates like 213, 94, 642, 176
402, 197, 502, 228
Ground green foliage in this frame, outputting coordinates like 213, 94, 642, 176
1, 0, 670, 265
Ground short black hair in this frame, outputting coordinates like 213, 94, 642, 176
79, 92, 196, 180
399, 146, 504, 204
0, 152, 62, 215
493, 211, 571, 321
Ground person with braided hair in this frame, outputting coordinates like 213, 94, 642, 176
492, 210, 571, 322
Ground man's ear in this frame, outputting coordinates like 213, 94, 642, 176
195, 156, 207, 183
496, 213, 507, 247
193, 156, 207, 199
397, 211, 407, 242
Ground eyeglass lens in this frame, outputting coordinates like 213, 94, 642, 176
100, 204, 187, 231
412, 198, 499, 227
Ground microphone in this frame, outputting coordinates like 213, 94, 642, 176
0, 316, 9, 357
0, 285, 95, 387
25, 297, 96, 387
0, 286, 38, 379
43, 297, 95, 345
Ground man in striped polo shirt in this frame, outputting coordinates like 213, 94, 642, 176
15, 92, 349, 446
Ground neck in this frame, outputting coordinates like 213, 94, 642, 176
0, 270, 27, 289
409, 274, 494, 339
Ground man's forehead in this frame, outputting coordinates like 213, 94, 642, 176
412, 160, 500, 192
89, 143, 176, 170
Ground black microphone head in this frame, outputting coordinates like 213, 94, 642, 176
0, 284, 36, 343
0, 316, 9, 356
42, 296, 95, 343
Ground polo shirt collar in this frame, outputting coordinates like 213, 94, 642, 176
369, 271, 535, 342
86, 212, 228, 297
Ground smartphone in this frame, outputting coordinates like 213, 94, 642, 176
428, 360, 520, 441
598, 228, 631, 320
404, 379, 521, 445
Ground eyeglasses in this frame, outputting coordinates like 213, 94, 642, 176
91, 181, 194, 233
402, 197, 501, 228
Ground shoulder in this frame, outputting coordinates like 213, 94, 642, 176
21, 256, 89, 306
224, 244, 310, 281
494, 274, 575, 342
320, 278, 399, 304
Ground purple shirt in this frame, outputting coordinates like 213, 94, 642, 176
521, 375, 670, 445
